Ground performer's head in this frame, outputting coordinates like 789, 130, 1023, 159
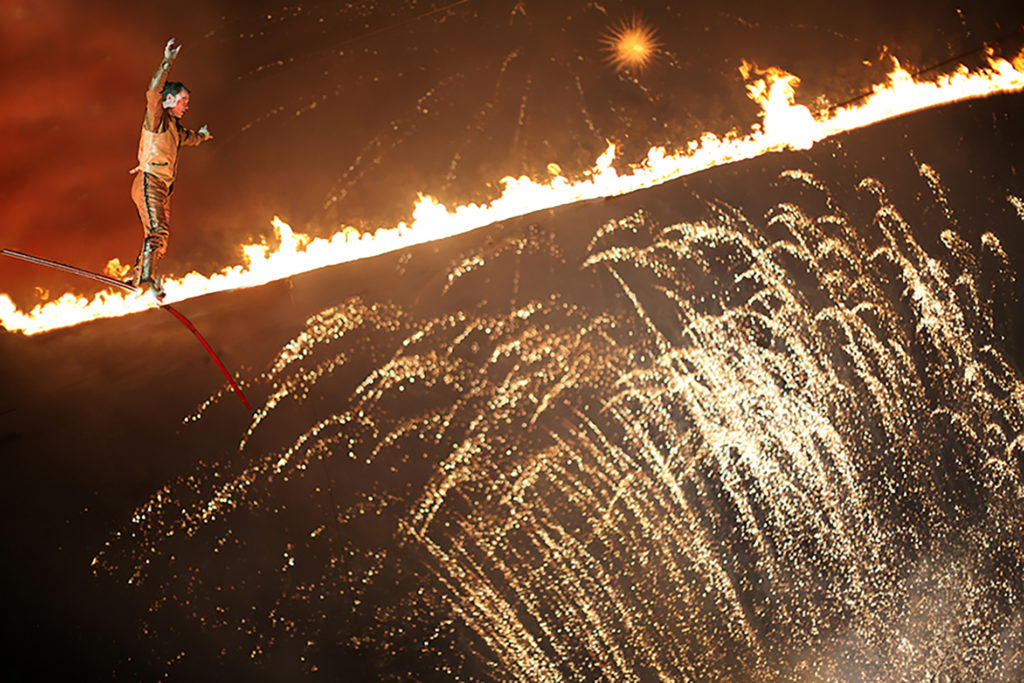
161, 81, 191, 118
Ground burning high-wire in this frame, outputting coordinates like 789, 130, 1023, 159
1, 49, 1024, 336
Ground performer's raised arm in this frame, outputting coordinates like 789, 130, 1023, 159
149, 38, 180, 91
144, 38, 181, 132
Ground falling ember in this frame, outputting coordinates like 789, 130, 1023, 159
2, 48, 1024, 336
600, 14, 661, 73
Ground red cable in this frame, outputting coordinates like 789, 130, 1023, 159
161, 304, 253, 410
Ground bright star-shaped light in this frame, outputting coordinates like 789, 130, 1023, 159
601, 15, 661, 73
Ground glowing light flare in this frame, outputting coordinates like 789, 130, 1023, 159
2, 49, 1023, 336
601, 15, 662, 72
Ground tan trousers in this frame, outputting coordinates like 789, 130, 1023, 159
130, 172, 172, 276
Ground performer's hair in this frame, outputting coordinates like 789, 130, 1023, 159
162, 81, 190, 99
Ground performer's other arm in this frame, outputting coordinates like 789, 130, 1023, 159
180, 124, 213, 147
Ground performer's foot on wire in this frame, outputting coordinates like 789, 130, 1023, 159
137, 275, 166, 301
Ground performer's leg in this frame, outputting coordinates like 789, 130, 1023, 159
130, 173, 171, 286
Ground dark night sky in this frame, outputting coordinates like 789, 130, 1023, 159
2, 0, 1022, 307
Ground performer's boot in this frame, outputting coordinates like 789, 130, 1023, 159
133, 242, 165, 299
131, 243, 151, 287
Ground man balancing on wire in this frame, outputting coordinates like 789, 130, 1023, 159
128, 37, 213, 298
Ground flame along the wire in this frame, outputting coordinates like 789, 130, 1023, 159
2, 49, 1024, 336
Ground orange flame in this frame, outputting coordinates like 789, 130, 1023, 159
2, 49, 1023, 336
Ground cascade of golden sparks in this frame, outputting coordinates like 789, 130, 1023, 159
2, 48, 1023, 336
94, 159, 1024, 677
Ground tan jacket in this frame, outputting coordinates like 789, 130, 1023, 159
131, 56, 208, 183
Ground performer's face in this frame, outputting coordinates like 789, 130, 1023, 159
163, 91, 190, 118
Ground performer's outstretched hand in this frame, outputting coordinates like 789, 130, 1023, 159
165, 38, 181, 60
198, 124, 213, 140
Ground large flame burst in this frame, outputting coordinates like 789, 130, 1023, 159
601, 14, 661, 72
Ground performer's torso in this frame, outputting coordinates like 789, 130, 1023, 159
135, 112, 181, 183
